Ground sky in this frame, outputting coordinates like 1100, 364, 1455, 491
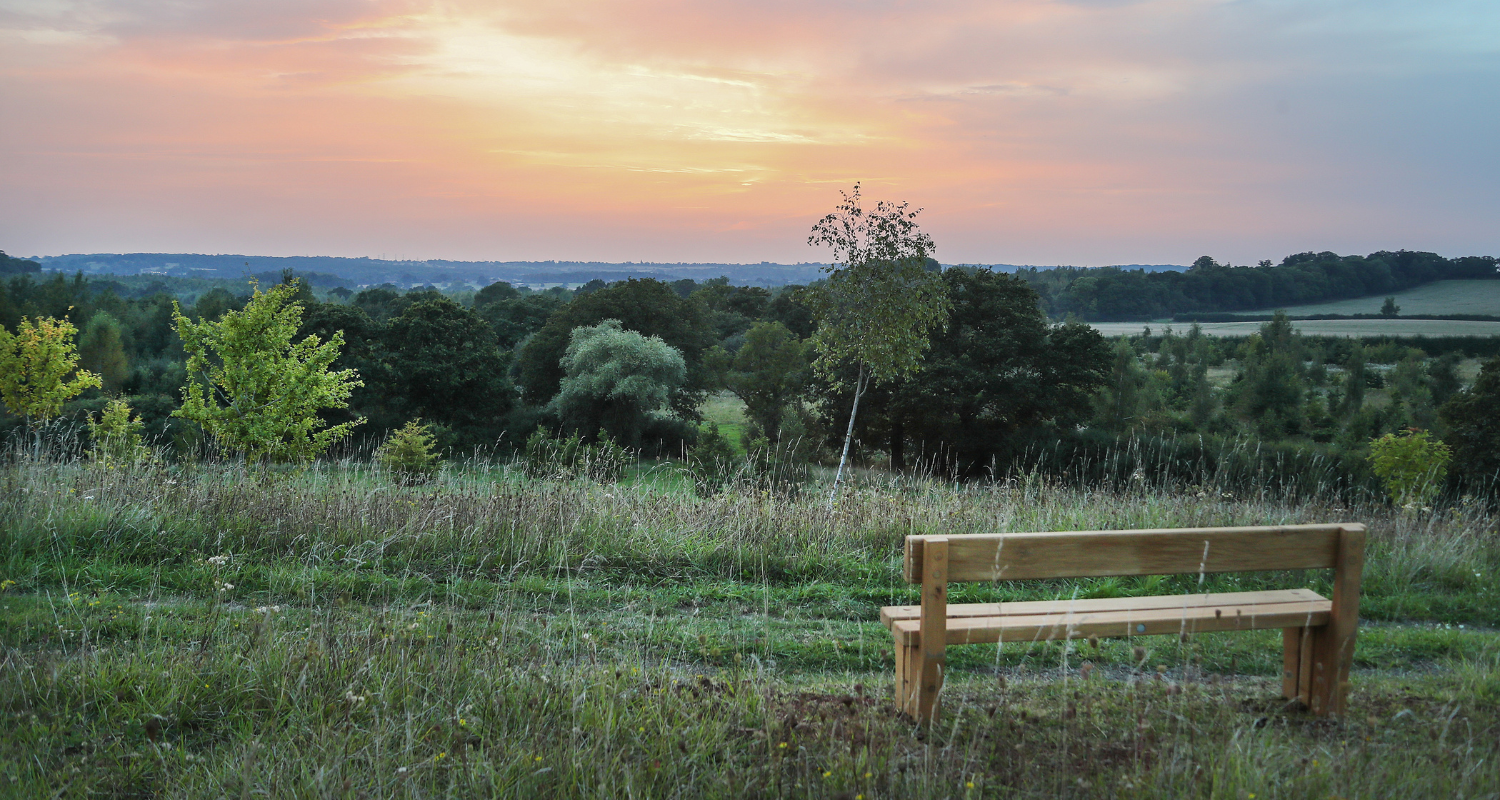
2, 0, 1498, 266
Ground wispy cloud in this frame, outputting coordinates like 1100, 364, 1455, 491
1, 0, 1496, 263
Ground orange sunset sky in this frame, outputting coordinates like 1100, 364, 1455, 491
2, 0, 1497, 265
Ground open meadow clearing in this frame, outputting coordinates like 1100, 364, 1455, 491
2, 454, 1497, 799
1089, 318, 1500, 338
1231, 281, 1500, 318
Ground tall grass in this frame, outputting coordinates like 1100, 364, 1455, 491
2, 437, 1497, 797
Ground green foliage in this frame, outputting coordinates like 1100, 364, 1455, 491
516, 279, 713, 416
376, 295, 516, 446
1440, 356, 1500, 488
376, 419, 443, 483
706, 320, 809, 443
1368, 428, 1452, 507
686, 421, 739, 496
172, 281, 363, 464
85, 398, 151, 465
803, 184, 950, 388
522, 425, 630, 483
0, 315, 102, 421
77, 311, 130, 392
547, 320, 687, 448
1382, 296, 1401, 317
804, 184, 951, 494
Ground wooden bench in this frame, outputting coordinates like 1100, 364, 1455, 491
881, 523, 1365, 724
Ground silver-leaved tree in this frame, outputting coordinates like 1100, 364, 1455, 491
804, 183, 951, 504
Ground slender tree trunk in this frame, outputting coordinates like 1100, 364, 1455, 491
829, 363, 868, 507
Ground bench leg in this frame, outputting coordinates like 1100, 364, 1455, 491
1282, 626, 1313, 704
894, 641, 919, 715
1307, 622, 1356, 717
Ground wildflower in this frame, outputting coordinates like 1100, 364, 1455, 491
968, 781, 975, 788
534, 756, 543, 762
207, 555, 229, 566
778, 742, 788, 749
217, 582, 234, 592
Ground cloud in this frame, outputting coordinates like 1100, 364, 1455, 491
1, 0, 1497, 263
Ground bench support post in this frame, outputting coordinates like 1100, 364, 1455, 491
916, 537, 948, 725
1307, 525, 1365, 716
1281, 626, 1313, 704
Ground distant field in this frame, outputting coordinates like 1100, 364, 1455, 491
1091, 318, 1500, 338
1238, 279, 1500, 317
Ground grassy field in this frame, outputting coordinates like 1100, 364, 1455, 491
1090, 318, 1500, 338
2, 454, 1497, 798
1236, 280, 1500, 318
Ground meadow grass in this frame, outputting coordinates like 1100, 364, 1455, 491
2, 454, 1497, 797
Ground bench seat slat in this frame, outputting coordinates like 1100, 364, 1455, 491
890, 598, 1332, 646
880, 588, 1324, 628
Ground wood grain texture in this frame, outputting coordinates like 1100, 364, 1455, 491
1308, 525, 1366, 716
890, 600, 1331, 646
1282, 627, 1303, 700
916, 537, 948, 724
903, 524, 1347, 583
881, 588, 1326, 628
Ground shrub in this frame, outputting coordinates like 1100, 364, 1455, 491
1367, 427, 1451, 507
522, 425, 630, 483
376, 419, 443, 483
85, 398, 151, 466
686, 422, 738, 496
686, 424, 810, 498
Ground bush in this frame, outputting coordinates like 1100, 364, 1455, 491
686, 422, 738, 496
522, 426, 631, 483
686, 423, 810, 498
376, 419, 443, 483
1367, 428, 1451, 507
86, 399, 151, 466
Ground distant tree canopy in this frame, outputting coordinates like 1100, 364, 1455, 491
0, 251, 41, 276
1016, 250, 1498, 321
516, 278, 714, 417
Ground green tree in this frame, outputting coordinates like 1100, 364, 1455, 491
516, 279, 713, 417
86, 398, 150, 465
172, 281, 363, 464
376, 419, 443, 483
376, 296, 516, 446
1381, 296, 1400, 317
0, 315, 102, 422
803, 183, 950, 499
1440, 356, 1500, 488
1367, 428, 1450, 506
707, 320, 809, 443
77, 311, 130, 392
546, 320, 687, 448
819, 268, 1109, 473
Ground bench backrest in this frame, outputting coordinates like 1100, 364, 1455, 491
903, 523, 1365, 584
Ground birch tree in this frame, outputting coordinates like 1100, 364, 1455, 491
804, 183, 950, 503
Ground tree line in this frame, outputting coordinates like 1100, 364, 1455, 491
4, 231, 1500, 497
1015, 250, 1498, 321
